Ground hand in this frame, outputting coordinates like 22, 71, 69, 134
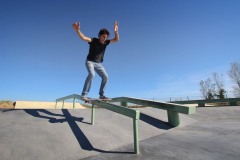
72, 22, 80, 31
114, 21, 118, 32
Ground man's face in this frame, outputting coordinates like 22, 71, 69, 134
99, 34, 109, 44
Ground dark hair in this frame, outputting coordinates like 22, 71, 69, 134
98, 28, 110, 36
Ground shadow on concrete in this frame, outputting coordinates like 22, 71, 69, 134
1, 109, 20, 112
140, 113, 173, 130
23, 109, 134, 154
24, 109, 91, 124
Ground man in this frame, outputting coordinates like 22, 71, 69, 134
72, 21, 119, 100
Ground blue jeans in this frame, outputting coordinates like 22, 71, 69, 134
82, 60, 108, 96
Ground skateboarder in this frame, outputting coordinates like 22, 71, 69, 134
72, 21, 119, 100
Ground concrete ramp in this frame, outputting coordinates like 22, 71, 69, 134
0, 107, 196, 160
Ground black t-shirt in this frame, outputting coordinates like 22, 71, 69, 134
87, 38, 110, 63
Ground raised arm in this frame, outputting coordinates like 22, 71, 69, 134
110, 21, 119, 43
72, 22, 92, 42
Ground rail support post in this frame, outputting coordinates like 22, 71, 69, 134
121, 101, 128, 107
133, 118, 139, 154
230, 102, 237, 106
198, 103, 205, 107
62, 100, 65, 109
73, 98, 76, 109
91, 104, 95, 125
55, 101, 57, 109
167, 110, 180, 127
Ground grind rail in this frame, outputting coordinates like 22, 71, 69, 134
56, 94, 196, 154
171, 98, 240, 107
111, 97, 196, 127
56, 94, 140, 154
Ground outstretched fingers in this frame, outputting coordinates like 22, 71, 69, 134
72, 21, 80, 31
114, 21, 118, 32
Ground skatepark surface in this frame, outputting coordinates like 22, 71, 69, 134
1, 105, 240, 160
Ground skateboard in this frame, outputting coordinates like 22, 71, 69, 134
80, 97, 111, 104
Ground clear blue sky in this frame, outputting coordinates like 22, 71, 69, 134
1, 0, 240, 101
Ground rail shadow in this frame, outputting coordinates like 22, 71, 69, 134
140, 112, 173, 130
23, 109, 134, 154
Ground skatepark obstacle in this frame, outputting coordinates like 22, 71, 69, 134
56, 94, 140, 154
56, 94, 196, 154
111, 97, 196, 127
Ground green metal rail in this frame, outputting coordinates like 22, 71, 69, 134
55, 94, 140, 154
56, 95, 196, 154
111, 97, 196, 127
90, 100, 140, 154
56, 94, 81, 109
171, 98, 240, 107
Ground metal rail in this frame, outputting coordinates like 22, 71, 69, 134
56, 94, 140, 154
111, 96, 196, 127
171, 98, 240, 107
56, 94, 197, 154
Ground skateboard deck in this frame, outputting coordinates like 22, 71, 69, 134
80, 97, 111, 104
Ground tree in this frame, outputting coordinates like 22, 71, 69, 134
218, 89, 226, 99
228, 62, 240, 97
212, 72, 226, 99
200, 80, 208, 99
200, 78, 215, 100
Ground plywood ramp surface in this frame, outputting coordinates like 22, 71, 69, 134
15, 101, 86, 109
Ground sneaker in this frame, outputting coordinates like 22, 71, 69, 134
81, 94, 88, 100
99, 95, 111, 100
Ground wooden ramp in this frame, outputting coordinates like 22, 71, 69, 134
0, 101, 15, 109
15, 101, 86, 109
